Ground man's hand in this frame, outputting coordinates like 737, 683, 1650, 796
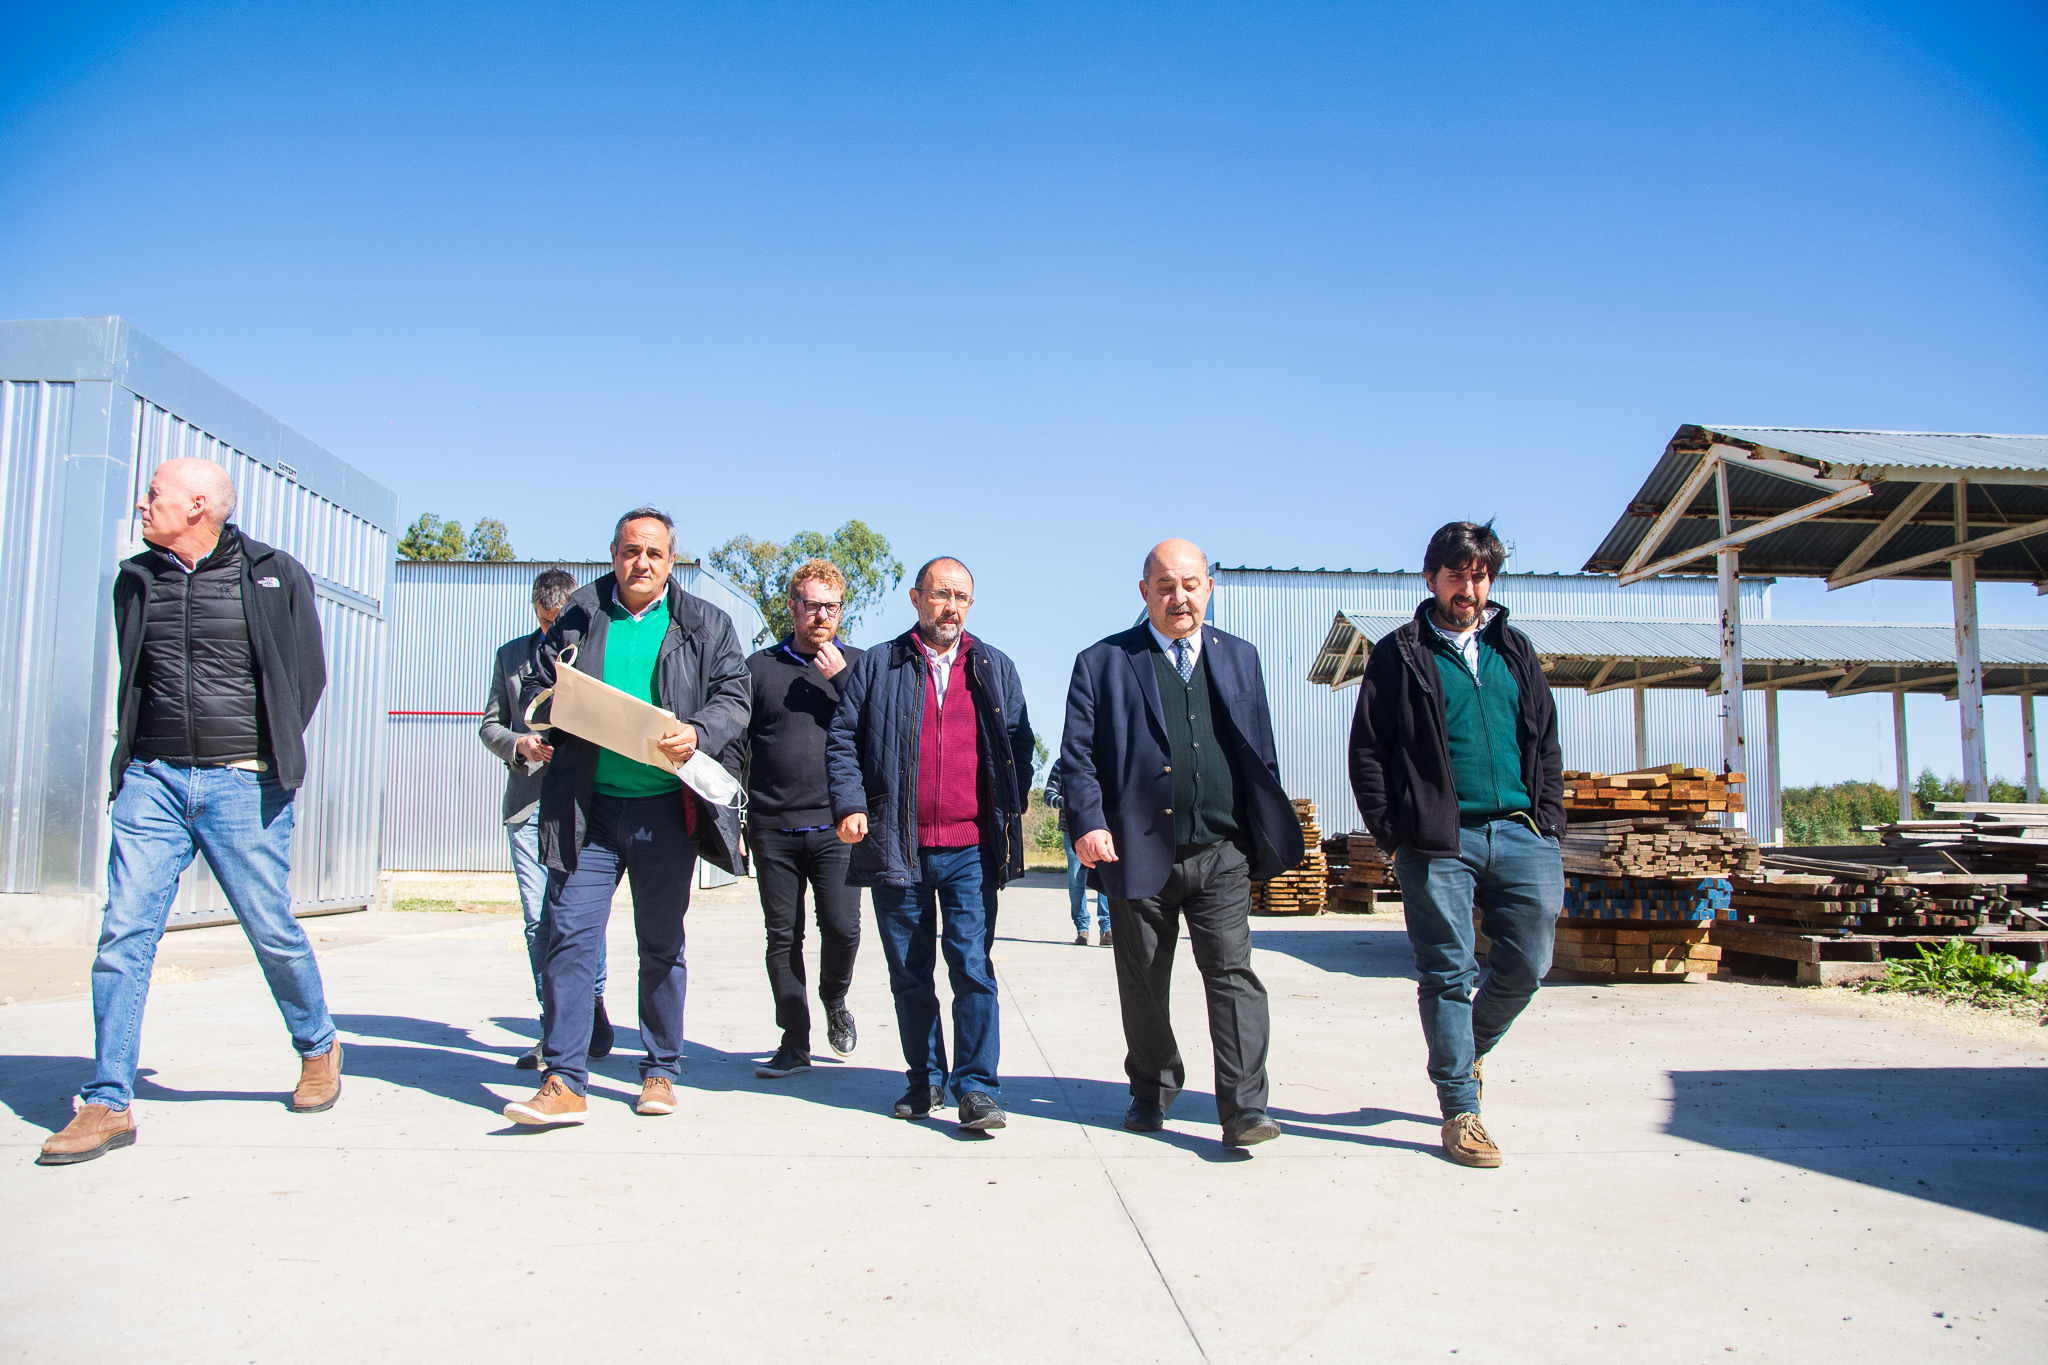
656, 722, 699, 766
837, 812, 868, 844
515, 734, 554, 765
814, 640, 847, 679
1075, 829, 1117, 867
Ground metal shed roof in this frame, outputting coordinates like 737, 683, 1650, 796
1306, 611, 2048, 699
1583, 424, 2048, 585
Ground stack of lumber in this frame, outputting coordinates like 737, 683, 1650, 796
1550, 923, 1722, 981
1321, 837, 1349, 897
1250, 799, 1328, 915
1875, 803, 2048, 901
1328, 832, 1398, 912
1562, 765, 1745, 820
1561, 817, 1761, 878
1564, 876, 1732, 922
1731, 872, 2019, 935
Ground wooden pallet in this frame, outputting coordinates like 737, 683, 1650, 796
1712, 922, 2048, 986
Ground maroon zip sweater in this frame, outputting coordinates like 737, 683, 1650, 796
916, 636, 986, 847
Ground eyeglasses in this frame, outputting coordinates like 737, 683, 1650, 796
917, 589, 973, 606
794, 599, 843, 616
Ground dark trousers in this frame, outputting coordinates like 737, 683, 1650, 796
539, 792, 698, 1094
1108, 840, 1270, 1122
870, 845, 1002, 1101
753, 827, 862, 1054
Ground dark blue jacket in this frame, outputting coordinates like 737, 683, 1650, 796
826, 629, 1035, 889
1058, 623, 1304, 902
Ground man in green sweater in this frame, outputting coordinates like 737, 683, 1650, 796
1347, 521, 1566, 1168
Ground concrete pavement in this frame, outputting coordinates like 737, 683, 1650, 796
3, 873, 2045, 1362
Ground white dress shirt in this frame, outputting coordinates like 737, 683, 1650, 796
919, 634, 962, 705
1149, 621, 1204, 672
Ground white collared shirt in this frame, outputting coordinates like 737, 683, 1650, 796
919, 634, 962, 705
1149, 621, 1204, 672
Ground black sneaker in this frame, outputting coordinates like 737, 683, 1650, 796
755, 1047, 812, 1079
515, 1041, 542, 1070
1073, 933, 1089, 945
958, 1091, 1007, 1131
826, 1003, 857, 1057
1100, 931, 1114, 949
589, 997, 615, 1059
893, 1084, 944, 1120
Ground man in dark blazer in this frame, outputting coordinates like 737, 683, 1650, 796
1059, 538, 1303, 1148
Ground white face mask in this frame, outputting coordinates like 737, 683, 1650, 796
678, 749, 745, 811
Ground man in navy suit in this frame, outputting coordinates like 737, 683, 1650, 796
1058, 539, 1304, 1148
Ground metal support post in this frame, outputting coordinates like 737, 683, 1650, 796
1763, 688, 1781, 844
1716, 460, 1746, 827
1632, 683, 1649, 771
1953, 479, 1988, 802
2024, 693, 2039, 804
1893, 691, 1912, 822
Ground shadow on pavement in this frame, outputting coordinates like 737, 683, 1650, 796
1665, 1067, 2048, 1232
1248, 925, 1417, 982
0, 1056, 98, 1132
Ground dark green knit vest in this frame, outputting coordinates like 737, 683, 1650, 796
1152, 645, 1241, 848
1428, 628, 1531, 822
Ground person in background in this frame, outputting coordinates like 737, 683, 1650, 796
743, 558, 866, 1081
1347, 520, 1565, 1169
1058, 538, 1301, 1150
826, 557, 1035, 1134
1043, 758, 1111, 947
41, 458, 340, 1166
504, 507, 751, 1127
479, 567, 610, 1070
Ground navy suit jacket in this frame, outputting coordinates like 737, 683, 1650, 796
1058, 623, 1304, 902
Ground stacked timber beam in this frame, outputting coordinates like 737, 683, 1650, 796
1326, 832, 1398, 913
1551, 924, 1722, 980
1715, 810, 2048, 984
1562, 764, 1745, 818
1250, 800, 1327, 916
1561, 818, 1761, 878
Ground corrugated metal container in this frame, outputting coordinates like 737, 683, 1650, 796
0, 318, 397, 931
382, 559, 767, 886
1210, 568, 1780, 841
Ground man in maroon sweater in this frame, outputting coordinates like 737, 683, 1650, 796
825, 557, 1036, 1133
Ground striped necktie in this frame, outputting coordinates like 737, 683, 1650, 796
1172, 638, 1194, 681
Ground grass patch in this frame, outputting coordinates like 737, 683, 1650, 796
392, 897, 463, 913
1857, 937, 2048, 1020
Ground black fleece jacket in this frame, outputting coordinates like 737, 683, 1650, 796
1347, 599, 1565, 858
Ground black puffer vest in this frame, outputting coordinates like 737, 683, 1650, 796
132, 531, 267, 765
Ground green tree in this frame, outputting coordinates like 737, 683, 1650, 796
466, 517, 516, 561
710, 520, 904, 642
398, 512, 466, 561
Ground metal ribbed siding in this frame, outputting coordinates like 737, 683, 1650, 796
382, 560, 767, 883
1211, 568, 1777, 839
0, 319, 396, 931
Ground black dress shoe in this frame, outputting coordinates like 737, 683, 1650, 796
893, 1084, 944, 1120
515, 1041, 542, 1070
1222, 1109, 1280, 1147
589, 997, 615, 1059
957, 1091, 1007, 1131
826, 1002, 857, 1057
1123, 1098, 1167, 1132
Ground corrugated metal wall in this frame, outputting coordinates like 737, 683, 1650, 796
0, 325, 395, 931
1210, 569, 1780, 841
382, 559, 767, 882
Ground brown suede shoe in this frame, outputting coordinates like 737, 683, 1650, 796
505, 1076, 587, 1125
635, 1076, 677, 1116
1441, 1112, 1502, 1168
37, 1103, 137, 1166
291, 1041, 343, 1113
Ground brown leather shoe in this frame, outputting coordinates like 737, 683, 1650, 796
1442, 1112, 1502, 1168
291, 1041, 343, 1113
37, 1103, 137, 1166
635, 1076, 677, 1116
504, 1076, 587, 1125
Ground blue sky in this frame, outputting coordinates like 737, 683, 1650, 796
4, 2, 2044, 791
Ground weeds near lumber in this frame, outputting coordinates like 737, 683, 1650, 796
1859, 937, 2047, 1014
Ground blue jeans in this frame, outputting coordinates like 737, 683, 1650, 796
1063, 831, 1109, 934
1393, 819, 1562, 1119
870, 846, 1002, 1101
509, 811, 603, 1012
84, 760, 335, 1110
539, 793, 697, 1094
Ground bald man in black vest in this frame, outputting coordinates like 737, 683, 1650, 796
1058, 539, 1303, 1148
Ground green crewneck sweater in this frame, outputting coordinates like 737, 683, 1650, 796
1427, 619, 1531, 822
592, 595, 684, 799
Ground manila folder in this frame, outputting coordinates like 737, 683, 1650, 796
538, 648, 682, 771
